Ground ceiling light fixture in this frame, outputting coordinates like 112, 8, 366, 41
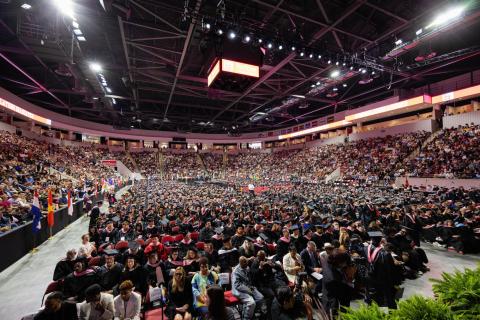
89, 62, 102, 72
330, 70, 340, 78
228, 31, 236, 39
77, 36, 86, 41
21, 3, 32, 10
427, 6, 464, 29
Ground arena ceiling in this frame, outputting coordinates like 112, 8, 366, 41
0, 0, 480, 134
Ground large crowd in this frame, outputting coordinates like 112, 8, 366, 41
1, 122, 479, 319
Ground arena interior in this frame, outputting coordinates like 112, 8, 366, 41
0, 0, 480, 319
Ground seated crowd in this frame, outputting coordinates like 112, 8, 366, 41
37, 177, 480, 319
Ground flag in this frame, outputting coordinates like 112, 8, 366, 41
67, 190, 73, 216
31, 191, 41, 233
47, 189, 54, 227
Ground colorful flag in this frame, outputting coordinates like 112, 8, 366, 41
67, 190, 73, 216
31, 190, 41, 233
47, 189, 54, 227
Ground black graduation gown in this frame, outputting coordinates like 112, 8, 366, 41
231, 234, 245, 248
120, 266, 148, 296
218, 247, 239, 272
89, 206, 100, 227
100, 229, 119, 244
275, 238, 290, 261
99, 263, 124, 291
63, 271, 100, 301
53, 259, 74, 281
364, 245, 396, 308
34, 302, 78, 320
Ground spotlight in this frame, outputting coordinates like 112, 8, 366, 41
53, 0, 75, 19
311, 84, 315, 88
343, 83, 347, 87
77, 36, 86, 41
205, 23, 211, 30
291, 46, 296, 51
335, 61, 339, 66
371, 71, 376, 75
342, 62, 346, 66
416, 28, 423, 36
258, 38, 263, 43
73, 29, 83, 35
333, 87, 338, 92
89, 62, 102, 72
106, 87, 112, 93
358, 67, 363, 72
243, 35, 251, 42
327, 60, 332, 64
72, 21, 79, 28
21, 3, 32, 10
427, 6, 464, 29
361, 69, 367, 74
217, 29, 223, 35
318, 54, 322, 59
349, 66, 354, 70
395, 39, 403, 46
300, 52, 304, 57
278, 45, 283, 50
228, 31, 236, 39
330, 70, 340, 78
316, 81, 320, 85
267, 43, 273, 49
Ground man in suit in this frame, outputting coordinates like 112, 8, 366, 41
78, 284, 114, 320
113, 280, 142, 320
300, 241, 322, 293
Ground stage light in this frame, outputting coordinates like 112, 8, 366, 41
112, 98, 116, 105
278, 45, 283, 50
358, 67, 363, 72
52, 0, 75, 19
330, 70, 340, 78
309, 53, 313, 58
244, 35, 251, 42
333, 87, 338, 91
291, 46, 296, 51
205, 23, 211, 30
106, 87, 112, 93
300, 52, 304, 57
371, 71, 376, 75
342, 62, 346, 66
395, 39, 403, 46
311, 84, 315, 88
316, 81, 320, 85
335, 61, 339, 66
327, 60, 332, 64
228, 31, 236, 39
361, 69, 367, 74
21, 3, 32, 10
416, 28, 423, 36
318, 54, 322, 59
258, 38, 263, 43
343, 83, 348, 87
77, 36, 86, 41
73, 29, 83, 35
427, 6, 464, 28
89, 62, 102, 72
72, 21, 79, 28
217, 29, 224, 35
267, 43, 273, 49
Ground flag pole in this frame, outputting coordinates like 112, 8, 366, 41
30, 233, 38, 253
49, 226, 53, 239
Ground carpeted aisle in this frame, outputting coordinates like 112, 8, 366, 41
0, 186, 130, 320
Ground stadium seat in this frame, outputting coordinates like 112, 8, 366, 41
115, 240, 129, 251
161, 235, 174, 244
41, 280, 63, 306
190, 231, 199, 241
173, 234, 184, 242
195, 241, 205, 251
88, 256, 102, 267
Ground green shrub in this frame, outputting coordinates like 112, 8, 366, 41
390, 295, 456, 320
339, 302, 389, 320
431, 265, 480, 319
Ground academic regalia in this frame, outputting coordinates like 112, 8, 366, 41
203, 250, 219, 267
100, 228, 119, 244
364, 243, 396, 309
98, 262, 124, 291
120, 266, 148, 296
89, 204, 100, 228
33, 302, 78, 320
275, 237, 290, 261
231, 234, 245, 248
53, 259, 75, 281
63, 270, 100, 301
403, 213, 422, 247
117, 229, 135, 242
218, 247, 239, 273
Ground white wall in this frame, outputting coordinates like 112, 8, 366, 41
443, 110, 480, 128
306, 135, 345, 147
0, 121, 16, 133
348, 120, 434, 141
395, 177, 480, 190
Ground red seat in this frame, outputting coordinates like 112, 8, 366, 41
115, 240, 129, 250
136, 238, 145, 247
267, 243, 276, 254
224, 290, 240, 306
174, 234, 184, 242
190, 231, 199, 241
161, 235, 174, 244
145, 308, 165, 320
196, 241, 205, 251
41, 280, 63, 306
88, 256, 102, 267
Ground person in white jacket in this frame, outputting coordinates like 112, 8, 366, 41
78, 284, 114, 320
113, 280, 141, 320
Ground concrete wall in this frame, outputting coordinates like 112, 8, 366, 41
443, 110, 480, 128
0, 121, 16, 133
349, 120, 434, 141
395, 177, 480, 190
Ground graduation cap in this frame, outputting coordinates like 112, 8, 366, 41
128, 241, 140, 251
367, 231, 384, 238
103, 249, 119, 256
112, 216, 121, 223
259, 233, 269, 242
245, 236, 255, 242
322, 223, 331, 229
214, 227, 224, 235
289, 225, 299, 232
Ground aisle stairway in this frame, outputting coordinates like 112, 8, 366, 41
404, 128, 443, 162
126, 151, 139, 172
196, 152, 210, 177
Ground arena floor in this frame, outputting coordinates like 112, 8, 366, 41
0, 186, 478, 320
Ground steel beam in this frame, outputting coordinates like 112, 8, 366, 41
129, 0, 184, 34
364, 2, 408, 23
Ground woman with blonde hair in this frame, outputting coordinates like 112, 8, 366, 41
338, 227, 350, 252
167, 267, 193, 320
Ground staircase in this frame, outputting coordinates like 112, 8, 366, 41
48, 167, 79, 182
196, 152, 210, 177
325, 167, 342, 183
157, 150, 164, 179
126, 151, 139, 172
404, 128, 443, 162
